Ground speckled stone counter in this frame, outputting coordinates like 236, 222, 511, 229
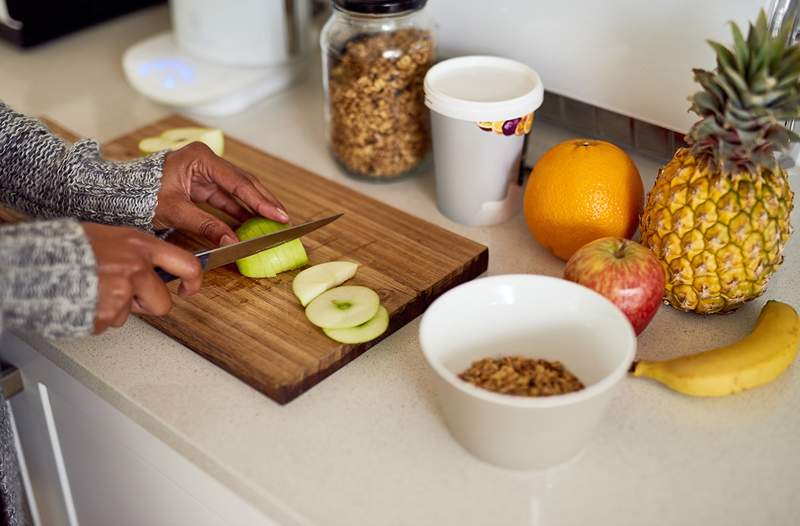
2, 6, 799, 526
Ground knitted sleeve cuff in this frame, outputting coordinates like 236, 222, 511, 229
65, 141, 165, 230
0, 219, 97, 339
1, 102, 164, 230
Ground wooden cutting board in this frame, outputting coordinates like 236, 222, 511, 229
1, 115, 488, 403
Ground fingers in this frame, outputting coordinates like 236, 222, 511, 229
167, 201, 240, 247
160, 144, 290, 245
87, 223, 203, 334
203, 155, 289, 223
110, 298, 132, 329
131, 269, 173, 316
138, 233, 204, 295
94, 275, 133, 334
93, 268, 175, 333
205, 189, 250, 222
236, 166, 288, 219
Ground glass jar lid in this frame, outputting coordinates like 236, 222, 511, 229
333, 0, 428, 15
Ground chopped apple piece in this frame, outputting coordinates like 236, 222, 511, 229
323, 305, 389, 344
292, 261, 359, 307
235, 218, 308, 278
305, 286, 379, 329
138, 127, 225, 156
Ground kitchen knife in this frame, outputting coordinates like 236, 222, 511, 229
155, 213, 342, 283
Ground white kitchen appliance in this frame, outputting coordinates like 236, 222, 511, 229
427, 0, 769, 133
123, 0, 314, 116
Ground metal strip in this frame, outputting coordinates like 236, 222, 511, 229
38, 383, 80, 526
7, 406, 42, 526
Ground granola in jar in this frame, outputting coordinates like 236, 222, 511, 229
321, 1, 436, 180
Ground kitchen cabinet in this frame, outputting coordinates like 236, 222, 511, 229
2, 344, 77, 526
0, 332, 277, 526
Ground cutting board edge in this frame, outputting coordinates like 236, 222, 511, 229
139, 315, 299, 403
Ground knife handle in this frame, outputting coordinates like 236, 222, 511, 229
155, 253, 209, 283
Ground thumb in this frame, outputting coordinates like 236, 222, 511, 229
169, 202, 238, 246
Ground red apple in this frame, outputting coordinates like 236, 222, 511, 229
563, 237, 665, 335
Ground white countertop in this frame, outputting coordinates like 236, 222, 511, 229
2, 6, 799, 526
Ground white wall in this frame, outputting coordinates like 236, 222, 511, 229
428, 0, 767, 132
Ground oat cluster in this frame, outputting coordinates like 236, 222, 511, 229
458, 356, 585, 397
327, 28, 434, 178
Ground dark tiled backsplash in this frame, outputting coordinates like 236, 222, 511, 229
538, 91, 688, 161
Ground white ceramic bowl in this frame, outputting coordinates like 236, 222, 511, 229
419, 274, 636, 470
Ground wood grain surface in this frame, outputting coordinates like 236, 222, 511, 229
1, 115, 489, 403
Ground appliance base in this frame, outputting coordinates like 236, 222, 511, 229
122, 32, 306, 117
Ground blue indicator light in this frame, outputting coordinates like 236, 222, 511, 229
137, 58, 196, 85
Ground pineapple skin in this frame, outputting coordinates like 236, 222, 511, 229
640, 148, 794, 314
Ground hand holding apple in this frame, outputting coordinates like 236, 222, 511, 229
564, 237, 665, 335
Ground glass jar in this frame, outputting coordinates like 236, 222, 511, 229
321, 0, 436, 180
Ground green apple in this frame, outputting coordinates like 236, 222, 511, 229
292, 261, 359, 306
323, 305, 389, 344
138, 127, 225, 156
235, 218, 308, 278
305, 286, 379, 329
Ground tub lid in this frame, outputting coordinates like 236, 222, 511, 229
424, 56, 544, 122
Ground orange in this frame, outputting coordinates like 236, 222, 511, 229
523, 139, 643, 261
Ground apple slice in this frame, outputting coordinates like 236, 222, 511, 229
324, 305, 389, 344
138, 127, 225, 156
305, 286, 379, 329
235, 218, 308, 278
292, 261, 359, 307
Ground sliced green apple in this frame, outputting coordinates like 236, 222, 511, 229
292, 261, 359, 307
138, 127, 225, 156
323, 305, 388, 344
305, 285, 379, 329
235, 218, 308, 278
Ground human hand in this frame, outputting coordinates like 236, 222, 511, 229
155, 142, 289, 246
82, 222, 203, 334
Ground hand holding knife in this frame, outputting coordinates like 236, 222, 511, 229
154, 214, 342, 282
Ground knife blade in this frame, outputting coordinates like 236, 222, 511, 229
155, 213, 342, 283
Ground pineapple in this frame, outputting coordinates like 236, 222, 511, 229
640, 10, 798, 314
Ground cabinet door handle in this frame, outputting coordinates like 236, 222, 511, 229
1, 365, 23, 399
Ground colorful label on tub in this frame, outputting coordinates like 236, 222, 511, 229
477, 113, 534, 136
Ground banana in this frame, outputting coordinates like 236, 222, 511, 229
631, 300, 800, 397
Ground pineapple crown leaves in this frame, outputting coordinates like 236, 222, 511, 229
686, 9, 800, 173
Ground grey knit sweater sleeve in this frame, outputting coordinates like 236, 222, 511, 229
0, 102, 165, 228
0, 101, 166, 338
0, 220, 97, 338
